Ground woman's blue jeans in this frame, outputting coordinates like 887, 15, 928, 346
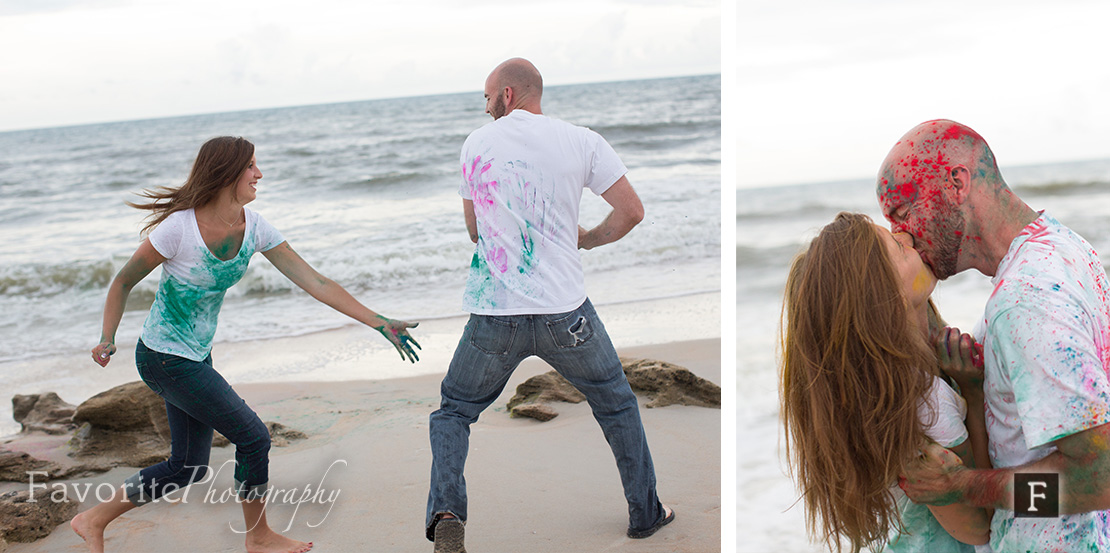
123, 339, 271, 505
425, 299, 663, 539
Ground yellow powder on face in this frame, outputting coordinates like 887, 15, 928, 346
912, 266, 933, 295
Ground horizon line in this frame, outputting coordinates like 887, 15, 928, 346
0, 72, 721, 135
737, 155, 1110, 192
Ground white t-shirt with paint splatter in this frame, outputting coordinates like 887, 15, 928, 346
975, 212, 1110, 551
458, 109, 626, 315
141, 208, 284, 361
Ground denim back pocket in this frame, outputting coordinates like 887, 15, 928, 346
545, 311, 594, 349
159, 353, 208, 384
466, 315, 517, 355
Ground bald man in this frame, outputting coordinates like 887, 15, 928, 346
880, 119, 1110, 551
424, 58, 673, 552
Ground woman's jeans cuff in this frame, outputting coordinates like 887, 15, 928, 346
236, 479, 269, 501
123, 472, 151, 507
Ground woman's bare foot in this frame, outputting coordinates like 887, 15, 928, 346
69, 485, 138, 552
70, 510, 106, 553
245, 528, 313, 553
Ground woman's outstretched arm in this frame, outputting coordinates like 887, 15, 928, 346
92, 239, 165, 366
262, 241, 420, 362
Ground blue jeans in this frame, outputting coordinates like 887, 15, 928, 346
123, 339, 271, 506
426, 299, 662, 539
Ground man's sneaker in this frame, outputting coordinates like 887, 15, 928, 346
434, 517, 466, 553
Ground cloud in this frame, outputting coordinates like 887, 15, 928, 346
0, 0, 719, 132
0, 0, 130, 16
738, 0, 1110, 188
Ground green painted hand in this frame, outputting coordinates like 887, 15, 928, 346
375, 319, 421, 363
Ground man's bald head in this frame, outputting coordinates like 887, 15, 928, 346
491, 58, 543, 97
879, 120, 1000, 198
484, 58, 543, 119
875, 120, 1005, 279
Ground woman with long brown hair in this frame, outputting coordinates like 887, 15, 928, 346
70, 136, 421, 553
780, 212, 991, 552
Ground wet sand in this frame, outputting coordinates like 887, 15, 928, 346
2, 337, 721, 553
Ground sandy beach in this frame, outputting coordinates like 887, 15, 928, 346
1, 298, 721, 553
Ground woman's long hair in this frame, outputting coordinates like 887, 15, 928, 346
780, 212, 937, 552
128, 136, 255, 235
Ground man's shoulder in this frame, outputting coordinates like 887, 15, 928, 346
543, 114, 600, 136
463, 119, 498, 142
1019, 213, 1097, 259
1000, 216, 1100, 278
463, 111, 598, 153
463, 113, 526, 143
492, 111, 594, 134
987, 218, 1110, 322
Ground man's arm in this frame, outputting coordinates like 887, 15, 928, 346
926, 439, 991, 545
908, 278, 1110, 513
462, 199, 478, 243
578, 176, 644, 250
902, 422, 1110, 514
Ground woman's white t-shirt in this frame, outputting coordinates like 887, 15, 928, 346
140, 208, 284, 361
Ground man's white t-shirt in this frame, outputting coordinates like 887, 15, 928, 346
974, 212, 1110, 551
458, 109, 627, 315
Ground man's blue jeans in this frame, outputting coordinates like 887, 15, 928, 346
123, 339, 271, 505
426, 299, 663, 539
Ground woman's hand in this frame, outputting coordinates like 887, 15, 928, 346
91, 341, 117, 367
376, 319, 421, 363
934, 326, 984, 388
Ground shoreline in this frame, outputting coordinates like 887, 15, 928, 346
2, 336, 721, 552
1, 291, 721, 439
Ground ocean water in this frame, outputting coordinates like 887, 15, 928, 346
0, 75, 721, 434
736, 158, 1110, 551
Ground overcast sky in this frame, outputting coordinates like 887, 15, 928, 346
0, 0, 720, 132
738, 0, 1110, 189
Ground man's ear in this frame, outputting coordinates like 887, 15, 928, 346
502, 86, 514, 108
948, 165, 972, 203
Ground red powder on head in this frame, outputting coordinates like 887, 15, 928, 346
941, 122, 983, 143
